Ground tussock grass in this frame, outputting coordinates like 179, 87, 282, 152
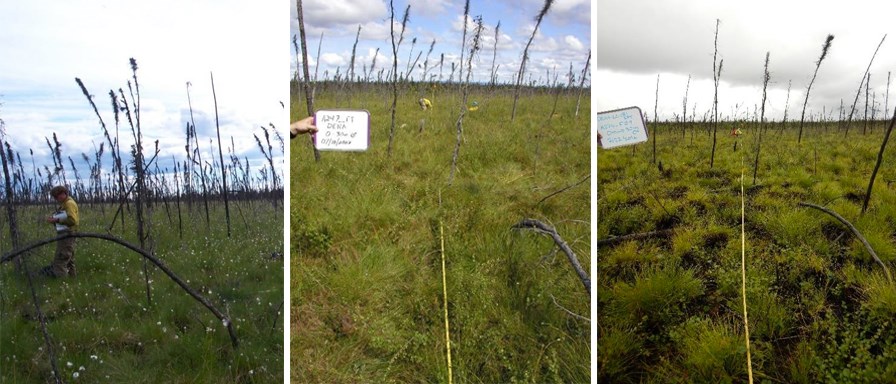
599, 122, 896, 382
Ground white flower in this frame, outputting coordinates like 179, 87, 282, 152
72, 372, 79, 379
79, 366, 85, 371
66, 362, 73, 367
90, 355, 98, 360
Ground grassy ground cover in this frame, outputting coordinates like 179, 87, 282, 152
291, 83, 591, 383
599, 122, 896, 383
1, 200, 283, 383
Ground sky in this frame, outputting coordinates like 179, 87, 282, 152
596, 0, 896, 122
289, 0, 592, 86
0, 0, 288, 194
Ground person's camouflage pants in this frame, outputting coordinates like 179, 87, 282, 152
50, 234, 76, 277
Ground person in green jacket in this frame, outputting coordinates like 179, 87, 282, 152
41, 185, 79, 277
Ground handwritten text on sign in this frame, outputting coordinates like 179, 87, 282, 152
596, 107, 648, 149
314, 109, 370, 151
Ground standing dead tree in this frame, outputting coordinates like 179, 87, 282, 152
449, 12, 482, 185
489, 21, 502, 87
752, 52, 770, 185
210, 72, 232, 238
681, 75, 690, 138
387, 1, 410, 156
797, 34, 834, 144
862, 105, 896, 214
123, 58, 155, 306
652, 74, 660, 164
511, 0, 555, 121
1, 120, 22, 271
778, 80, 792, 136
457, 1, 471, 88
1, 128, 62, 382
844, 34, 886, 138
709, 19, 723, 168
296, 0, 321, 162
348, 25, 362, 83
186, 82, 211, 229
574, 50, 590, 118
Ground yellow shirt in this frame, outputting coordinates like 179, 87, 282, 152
58, 197, 79, 232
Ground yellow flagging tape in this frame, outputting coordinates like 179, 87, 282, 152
439, 220, 453, 384
740, 166, 754, 384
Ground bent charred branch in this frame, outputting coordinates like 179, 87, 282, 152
512, 219, 590, 295
537, 174, 590, 205
798, 201, 893, 283
1, 232, 239, 348
596, 229, 675, 247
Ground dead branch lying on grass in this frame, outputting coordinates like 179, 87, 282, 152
596, 229, 675, 247
798, 201, 893, 284
537, 174, 590, 205
1, 232, 239, 348
512, 219, 590, 295
550, 293, 589, 322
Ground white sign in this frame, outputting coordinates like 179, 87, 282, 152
53, 211, 69, 232
596, 106, 648, 148
314, 109, 370, 151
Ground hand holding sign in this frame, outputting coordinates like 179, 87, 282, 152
596, 106, 648, 149
314, 110, 371, 151
290, 116, 318, 137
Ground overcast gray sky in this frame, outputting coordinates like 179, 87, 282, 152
596, 0, 896, 122
0, 0, 287, 190
290, 0, 591, 86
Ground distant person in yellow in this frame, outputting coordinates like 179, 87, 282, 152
41, 185, 79, 277
418, 98, 432, 110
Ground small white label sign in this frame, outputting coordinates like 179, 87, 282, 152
314, 109, 370, 151
596, 107, 648, 149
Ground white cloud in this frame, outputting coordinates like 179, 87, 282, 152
451, 14, 476, 34
564, 35, 584, 51
0, 0, 288, 185
549, 0, 591, 24
321, 53, 348, 67
408, 0, 451, 17
303, 0, 387, 27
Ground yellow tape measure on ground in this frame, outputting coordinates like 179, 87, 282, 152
740, 164, 753, 384
439, 220, 453, 384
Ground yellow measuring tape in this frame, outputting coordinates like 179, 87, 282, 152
440, 220, 453, 384
740, 165, 754, 384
